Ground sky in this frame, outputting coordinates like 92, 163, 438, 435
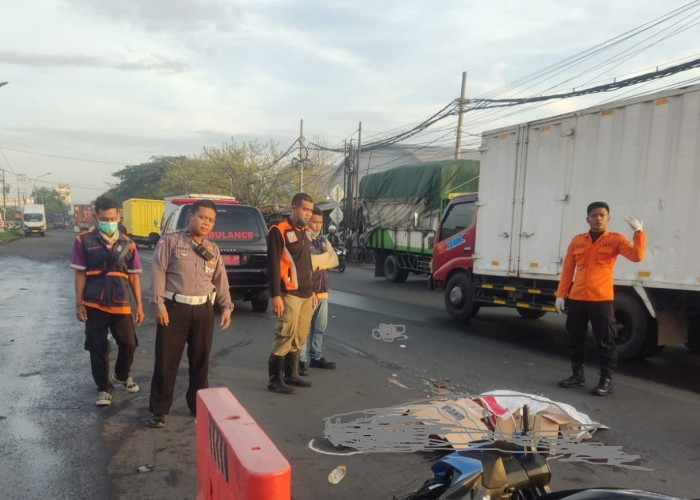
1, 0, 699, 204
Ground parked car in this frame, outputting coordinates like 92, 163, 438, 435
160, 195, 270, 312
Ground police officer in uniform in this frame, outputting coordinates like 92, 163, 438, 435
148, 199, 233, 427
267, 193, 316, 394
70, 195, 144, 407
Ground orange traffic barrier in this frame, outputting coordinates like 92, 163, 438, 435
196, 387, 291, 500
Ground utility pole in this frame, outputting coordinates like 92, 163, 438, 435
1, 168, 6, 223
299, 119, 304, 192
354, 122, 362, 228
345, 139, 354, 237
455, 72, 467, 159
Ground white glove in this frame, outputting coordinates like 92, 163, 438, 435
555, 297, 566, 314
625, 215, 643, 232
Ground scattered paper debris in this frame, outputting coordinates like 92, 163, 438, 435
137, 465, 153, 473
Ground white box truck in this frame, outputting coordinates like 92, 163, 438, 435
22, 204, 47, 237
434, 83, 700, 359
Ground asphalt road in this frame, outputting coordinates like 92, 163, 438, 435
1, 230, 699, 499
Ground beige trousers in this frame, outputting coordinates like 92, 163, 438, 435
271, 294, 314, 356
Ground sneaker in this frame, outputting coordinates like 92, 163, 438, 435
113, 373, 140, 393
310, 357, 336, 369
96, 391, 112, 407
148, 413, 165, 428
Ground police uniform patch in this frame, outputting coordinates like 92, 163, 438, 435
286, 230, 298, 243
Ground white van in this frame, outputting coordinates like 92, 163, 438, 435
22, 204, 47, 237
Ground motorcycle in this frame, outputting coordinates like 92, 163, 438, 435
397, 406, 681, 500
334, 245, 346, 273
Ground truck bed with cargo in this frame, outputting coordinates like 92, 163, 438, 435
359, 159, 479, 282
431, 83, 700, 359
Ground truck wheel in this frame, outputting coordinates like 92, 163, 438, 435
384, 255, 408, 283
516, 307, 546, 320
444, 272, 480, 320
251, 290, 269, 313
613, 293, 648, 360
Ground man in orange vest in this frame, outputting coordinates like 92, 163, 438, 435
70, 195, 144, 407
266, 193, 317, 394
556, 201, 645, 396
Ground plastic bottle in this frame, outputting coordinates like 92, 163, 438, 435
327, 465, 346, 484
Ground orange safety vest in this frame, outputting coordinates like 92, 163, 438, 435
556, 230, 646, 301
80, 230, 137, 314
269, 219, 311, 293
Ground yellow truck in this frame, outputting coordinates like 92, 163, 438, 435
122, 198, 164, 247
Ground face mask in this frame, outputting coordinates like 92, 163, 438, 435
98, 221, 119, 235
309, 228, 318, 238
292, 217, 308, 227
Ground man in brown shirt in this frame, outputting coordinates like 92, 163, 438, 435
147, 199, 233, 427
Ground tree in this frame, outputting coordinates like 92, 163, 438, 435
202, 139, 292, 206
104, 156, 177, 203
30, 186, 70, 216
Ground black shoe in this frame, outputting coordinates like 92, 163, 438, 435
284, 351, 311, 387
310, 357, 336, 369
268, 355, 295, 394
558, 374, 586, 388
148, 413, 165, 428
591, 376, 613, 396
558, 365, 585, 388
299, 361, 309, 376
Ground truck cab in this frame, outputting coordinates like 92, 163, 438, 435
431, 194, 479, 318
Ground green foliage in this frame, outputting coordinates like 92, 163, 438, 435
101, 138, 338, 209
104, 156, 177, 203
30, 186, 70, 216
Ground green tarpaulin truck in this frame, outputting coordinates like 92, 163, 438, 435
359, 159, 479, 282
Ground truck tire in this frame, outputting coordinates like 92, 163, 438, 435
516, 307, 546, 320
613, 293, 648, 360
384, 254, 409, 283
251, 290, 270, 313
444, 272, 480, 320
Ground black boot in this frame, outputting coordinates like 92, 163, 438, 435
267, 355, 294, 394
591, 372, 613, 396
284, 351, 311, 387
558, 365, 586, 388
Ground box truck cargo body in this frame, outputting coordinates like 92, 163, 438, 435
122, 198, 164, 247
73, 203, 94, 232
433, 84, 700, 359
